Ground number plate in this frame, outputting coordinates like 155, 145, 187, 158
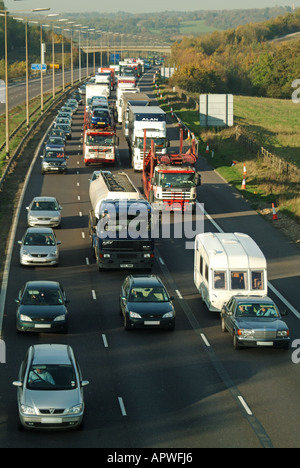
41, 418, 62, 424
120, 264, 133, 268
144, 321, 160, 325
257, 341, 273, 346
35, 324, 51, 329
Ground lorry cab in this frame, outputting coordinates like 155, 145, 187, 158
194, 232, 268, 312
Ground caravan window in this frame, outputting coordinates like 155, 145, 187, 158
213, 271, 227, 290
251, 271, 264, 290
231, 271, 248, 290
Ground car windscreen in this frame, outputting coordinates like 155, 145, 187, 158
129, 287, 169, 302
24, 232, 56, 246
31, 201, 58, 211
236, 303, 280, 317
27, 365, 77, 390
22, 287, 64, 306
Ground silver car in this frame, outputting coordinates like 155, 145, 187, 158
26, 196, 63, 228
13, 344, 89, 430
18, 227, 61, 266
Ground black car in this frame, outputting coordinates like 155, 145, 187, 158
120, 275, 175, 331
54, 123, 71, 139
220, 295, 290, 350
16, 281, 69, 333
41, 149, 69, 174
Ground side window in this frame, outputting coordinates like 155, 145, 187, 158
213, 271, 227, 290
252, 271, 264, 290
231, 271, 248, 290
199, 255, 203, 276
205, 264, 209, 283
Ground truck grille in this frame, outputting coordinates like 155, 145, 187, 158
161, 191, 191, 200
102, 240, 152, 251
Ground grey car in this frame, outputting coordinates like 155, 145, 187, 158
220, 295, 290, 350
41, 149, 69, 174
13, 344, 89, 430
18, 227, 61, 266
26, 196, 62, 228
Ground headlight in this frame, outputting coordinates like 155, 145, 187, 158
277, 330, 289, 337
53, 315, 66, 322
129, 311, 142, 319
68, 404, 82, 415
21, 404, 35, 415
237, 329, 254, 338
28, 216, 38, 222
20, 314, 32, 322
49, 249, 58, 257
162, 311, 174, 318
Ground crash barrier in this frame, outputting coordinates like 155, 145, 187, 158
0, 79, 88, 191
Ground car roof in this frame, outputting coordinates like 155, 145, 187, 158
31, 196, 58, 202
233, 296, 273, 304
25, 280, 60, 289
130, 275, 164, 287
31, 344, 72, 366
25, 227, 55, 234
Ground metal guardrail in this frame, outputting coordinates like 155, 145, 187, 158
0, 82, 85, 191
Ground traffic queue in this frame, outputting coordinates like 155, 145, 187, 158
12, 58, 290, 431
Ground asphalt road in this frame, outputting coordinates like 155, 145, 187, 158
0, 69, 300, 450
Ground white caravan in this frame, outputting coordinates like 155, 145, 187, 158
194, 232, 268, 312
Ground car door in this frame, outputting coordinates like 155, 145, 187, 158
223, 298, 236, 335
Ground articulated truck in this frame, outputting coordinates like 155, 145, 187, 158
127, 106, 169, 172
89, 171, 154, 270
142, 129, 201, 212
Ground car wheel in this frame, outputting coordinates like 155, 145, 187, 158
233, 334, 241, 350
221, 317, 227, 333
124, 316, 132, 331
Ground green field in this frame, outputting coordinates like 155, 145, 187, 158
179, 20, 219, 35
155, 83, 300, 219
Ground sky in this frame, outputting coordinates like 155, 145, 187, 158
4, 0, 299, 15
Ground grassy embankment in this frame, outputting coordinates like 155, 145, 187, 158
155, 84, 300, 221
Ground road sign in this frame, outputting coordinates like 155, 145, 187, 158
50, 64, 60, 69
31, 64, 47, 71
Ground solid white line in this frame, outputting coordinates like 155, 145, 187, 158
118, 397, 127, 416
200, 333, 211, 347
92, 290, 96, 300
238, 396, 253, 416
102, 334, 108, 348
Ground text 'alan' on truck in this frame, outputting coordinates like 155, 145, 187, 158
126, 106, 170, 172
142, 128, 201, 212
88, 171, 155, 271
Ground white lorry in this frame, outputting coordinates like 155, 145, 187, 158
117, 86, 140, 124
127, 106, 168, 171
85, 83, 109, 109
194, 232, 268, 312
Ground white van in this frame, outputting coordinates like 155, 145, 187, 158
194, 232, 268, 312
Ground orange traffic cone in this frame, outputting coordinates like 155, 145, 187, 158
243, 163, 247, 177
241, 177, 246, 190
205, 144, 210, 153
272, 203, 278, 220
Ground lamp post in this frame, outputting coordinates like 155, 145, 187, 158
0, 7, 50, 157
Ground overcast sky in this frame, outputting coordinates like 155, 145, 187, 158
4, 0, 299, 14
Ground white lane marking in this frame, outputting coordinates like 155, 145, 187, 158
118, 397, 127, 416
175, 289, 183, 299
79, 211, 82, 217
92, 290, 96, 300
82, 232, 85, 239
102, 334, 108, 348
238, 396, 253, 416
85, 257, 90, 265
200, 333, 211, 347
159, 257, 165, 265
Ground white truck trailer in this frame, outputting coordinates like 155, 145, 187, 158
127, 106, 168, 171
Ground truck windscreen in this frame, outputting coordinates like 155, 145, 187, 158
157, 172, 196, 188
